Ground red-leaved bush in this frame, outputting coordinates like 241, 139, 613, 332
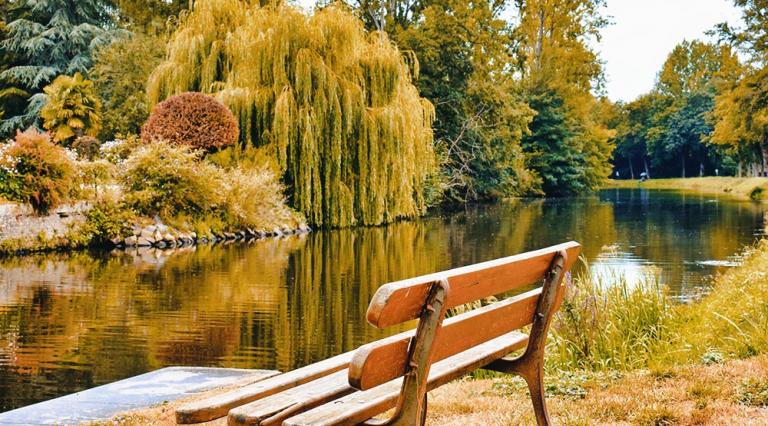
141, 92, 239, 151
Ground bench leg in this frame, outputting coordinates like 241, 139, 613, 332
361, 279, 449, 426
486, 250, 568, 426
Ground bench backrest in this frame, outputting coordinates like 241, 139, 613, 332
349, 241, 581, 390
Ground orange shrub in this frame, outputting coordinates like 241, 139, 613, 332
141, 92, 239, 151
5, 129, 76, 214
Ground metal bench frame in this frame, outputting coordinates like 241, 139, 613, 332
366, 250, 566, 426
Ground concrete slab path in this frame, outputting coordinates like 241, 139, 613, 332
0, 366, 278, 425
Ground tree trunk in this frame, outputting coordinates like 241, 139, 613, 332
738, 160, 743, 178
644, 157, 650, 179
535, 9, 545, 72
629, 158, 635, 180
762, 144, 768, 177
681, 155, 686, 178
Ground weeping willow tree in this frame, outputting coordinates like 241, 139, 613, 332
147, 1, 435, 227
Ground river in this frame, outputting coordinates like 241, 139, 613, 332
0, 188, 766, 411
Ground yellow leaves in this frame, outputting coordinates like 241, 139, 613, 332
53, 126, 75, 142
66, 118, 84, 129
710, 65, 768, 150
40, 72, 101, 144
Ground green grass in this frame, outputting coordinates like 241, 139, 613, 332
602, 177, 768, 200
736, 378, 768, 407
547, 237, 768, 373
548, 263, 673, 371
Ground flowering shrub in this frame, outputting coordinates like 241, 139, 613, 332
0, 143, 24, 201
99, 135, 142, 164
0, 130, 76, 214
141, 92, 238, 152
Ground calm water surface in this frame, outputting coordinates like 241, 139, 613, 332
1, 189, 766, 411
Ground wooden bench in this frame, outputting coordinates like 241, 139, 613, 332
175, 241, 581, 426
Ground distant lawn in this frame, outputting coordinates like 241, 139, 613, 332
602, 176, 768, 200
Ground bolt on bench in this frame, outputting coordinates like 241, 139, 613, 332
176, 241, 581, 426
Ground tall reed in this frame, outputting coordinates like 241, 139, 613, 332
548, 260, 673, 371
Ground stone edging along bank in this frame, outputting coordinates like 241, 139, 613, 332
116, 223, 313, 250
0, 201, 313, 256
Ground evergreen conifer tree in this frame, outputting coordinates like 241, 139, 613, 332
0, 0, 118, 135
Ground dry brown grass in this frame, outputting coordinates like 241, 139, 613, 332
98, 356, 768, 426
426, 355, 768, 426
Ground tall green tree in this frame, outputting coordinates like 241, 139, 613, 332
612, 93, 666, 179
91, 32, 166, 140
0, 0, 118, 136
513, 0, 615, 194
0, 0, 26, 123
646, 40, 741, 177
394, 0, 536, 201
521, 88, 584, 195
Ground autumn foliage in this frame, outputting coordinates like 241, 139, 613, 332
141, 92, 239, 151
3, 130, 76, 214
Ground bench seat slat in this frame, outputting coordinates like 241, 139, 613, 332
177, 326, 424, 423
350, 287, 541, 390
176, 352, 351, 424
284, 330, 530, 426
227, 370, 354, 426
367, 241, 580, 328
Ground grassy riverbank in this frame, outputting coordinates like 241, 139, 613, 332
603, 177, 768, 200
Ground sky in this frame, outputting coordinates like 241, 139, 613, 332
293, 0, 744, 103
596, 0, 743, 102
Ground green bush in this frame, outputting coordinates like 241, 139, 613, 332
121, 141, 225, 218
0, 129, 76, 214
141, 92, 239, 152
40, 73, 102, 144
121, 140, 301, 230
78, 201, 136, 246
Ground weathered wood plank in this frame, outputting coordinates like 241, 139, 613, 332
366, 242, 581, 328
175, 352, 351, 424
284, 330, 530, 426
227, 370, 354, 426
349, 287, 541, 390
177, 327, 421, 423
